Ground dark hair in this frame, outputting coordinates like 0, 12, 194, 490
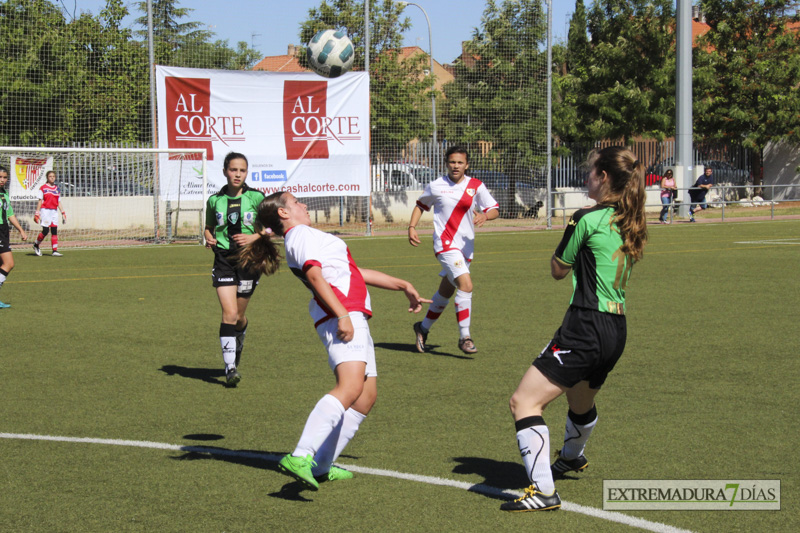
46, 170, 57, 178
223, 152, 248, 171
587, 146, 648, 262
236, 191, 286, 275
0, 165, 8, 174
444, 145, 470, 162
664, 169, 673, 176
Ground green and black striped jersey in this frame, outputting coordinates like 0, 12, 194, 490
553, 204, 633, 315
205, 184, 265, 252
1, 188, 14, 230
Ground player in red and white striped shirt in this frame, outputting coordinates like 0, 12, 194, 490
408, 146, 499, 354
237, 191, 430, 490
33, 171, 66, 257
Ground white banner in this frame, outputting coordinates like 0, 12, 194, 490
156, 66, 370, 200
6, 155, 53, 200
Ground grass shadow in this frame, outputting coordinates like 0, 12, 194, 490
374, 342, 474, 360
451, 456, 529, 493
160, 365, 226, 386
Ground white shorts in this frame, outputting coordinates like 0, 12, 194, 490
436, 250, 471, 284
40, 208, 59, 227
315, 312, 377, 377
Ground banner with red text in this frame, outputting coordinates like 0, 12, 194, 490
156, 66, 370, 200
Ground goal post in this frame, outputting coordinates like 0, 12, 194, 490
0, 147, 207, 248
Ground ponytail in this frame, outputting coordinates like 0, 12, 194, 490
236, 192, 288, 275
590, 147, 648, 262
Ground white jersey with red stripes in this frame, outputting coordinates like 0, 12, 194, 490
36, 183, 60, 210
284, 224, 372, 328
416, 175, 499, 260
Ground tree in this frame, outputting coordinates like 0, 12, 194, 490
441, 0, 548, 179
298, 0, 433, 152
134, 0, 260, 69
694, 0, 800, 185
555, 0, 676, 144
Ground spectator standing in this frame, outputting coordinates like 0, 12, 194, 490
659, 170, 677, 224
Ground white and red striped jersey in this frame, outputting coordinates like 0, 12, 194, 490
416, 175, 499, 259
36, 183, 60, 210
284, 224, 372, 327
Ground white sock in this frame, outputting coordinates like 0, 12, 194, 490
219, 323, 237, 368
560, 407, 598, 460
421, 291, 450, 331
0, 269, 6, 289
312, 408, 367, 475
454, 289, 472, 338
293, 394, 346, 458
515, 416, 555, 494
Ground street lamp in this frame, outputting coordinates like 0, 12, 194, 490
397, 1, 437, 147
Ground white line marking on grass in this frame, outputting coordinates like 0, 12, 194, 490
1, 432, 692, 533
735, 238, 800, 245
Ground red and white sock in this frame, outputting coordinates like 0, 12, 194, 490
421, 291, 450, 331
455, 289, 472, 338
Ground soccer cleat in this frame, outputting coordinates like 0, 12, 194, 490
279, 454, 320, 491
52, 251, 63, 257
500, 485, 561, 512
0, 301, 10, 309
225, 366, 241, 387
316, 465, 354, 482
551, 449, 589, 478
413, 321, 428, 353
458, 337, 478, 354
33, 243, 42, 256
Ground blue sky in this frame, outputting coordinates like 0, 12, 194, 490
68, 0, 573, 64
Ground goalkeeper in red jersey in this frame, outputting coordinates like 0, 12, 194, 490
33, 170, 66, 257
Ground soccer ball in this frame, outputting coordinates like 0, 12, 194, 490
306, 29, 355, 78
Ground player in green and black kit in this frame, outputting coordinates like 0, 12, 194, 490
501, 146, 648, 512
204, 152, 266, 386
0, 166, 29, 309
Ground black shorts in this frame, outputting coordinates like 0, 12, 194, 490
211, 249, 261, 298
532, 306, 627, 389
0, 228, 10, 254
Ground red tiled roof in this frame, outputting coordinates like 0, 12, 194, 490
252, 54, 310, 73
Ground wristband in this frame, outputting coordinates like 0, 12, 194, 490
337, 315, 350, 320
35, 211, 40, 216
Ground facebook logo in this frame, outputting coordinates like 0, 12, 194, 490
251, 170, 288, 183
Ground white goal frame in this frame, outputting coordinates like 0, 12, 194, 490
0, 147, 207, 247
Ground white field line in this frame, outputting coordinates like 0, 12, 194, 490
1, 432, 693, 533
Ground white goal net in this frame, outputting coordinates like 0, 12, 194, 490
1, 147, 207, 248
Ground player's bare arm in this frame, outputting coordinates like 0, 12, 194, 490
306, 265, 354, 342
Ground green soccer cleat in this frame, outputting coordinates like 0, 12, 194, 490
500, 485, 561, 512
279, 454, 319, 491
316, 465, 354, 482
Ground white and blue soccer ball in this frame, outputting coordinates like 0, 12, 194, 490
306, 29, 355, 78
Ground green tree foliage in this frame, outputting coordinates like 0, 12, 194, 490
134, 0, 260, 69
556, 0, 676, 143
0, 0, 149, 144
694, 0, 800, 159
441, 0, 547, 175
299, 0, 432, 150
